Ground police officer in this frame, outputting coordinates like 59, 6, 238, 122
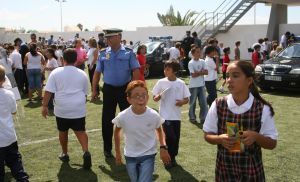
182, 31, 194, 75
92, 28, 140, 158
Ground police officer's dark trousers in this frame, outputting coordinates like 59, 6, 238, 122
0, 142, 29, 182
102, 83, 130, 153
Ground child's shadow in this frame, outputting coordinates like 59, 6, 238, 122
98, 158, 129, 181
4, 172, 13, 182
167, 164, 202, 182
99, 158, 159, 181
57, 162, 98, 182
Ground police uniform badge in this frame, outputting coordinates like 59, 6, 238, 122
106, 53, 110, 60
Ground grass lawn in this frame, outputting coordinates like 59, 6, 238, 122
4, 76, 300, 182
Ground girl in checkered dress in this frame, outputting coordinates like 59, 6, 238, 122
203, 61, 278, 181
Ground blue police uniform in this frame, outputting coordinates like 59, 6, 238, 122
95, 46, 140, 86
95, 33, 140, 155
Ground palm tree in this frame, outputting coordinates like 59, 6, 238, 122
157, 5, 199, 26
77, 23, 83, 31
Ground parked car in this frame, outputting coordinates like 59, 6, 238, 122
134, 37, 172, 78
255, 43, 300, 90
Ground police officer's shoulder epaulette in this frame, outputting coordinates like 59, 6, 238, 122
125, 47, 133, 52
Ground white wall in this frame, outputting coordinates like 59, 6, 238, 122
1, 24, 299, 60
216, 25, 268, 60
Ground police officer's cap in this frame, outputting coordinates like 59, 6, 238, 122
103, 28, 122, 37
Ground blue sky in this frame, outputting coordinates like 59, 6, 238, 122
0, 0, 299, 31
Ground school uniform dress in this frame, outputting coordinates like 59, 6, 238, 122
95, 45, 140, 153
204, 93, 278, 182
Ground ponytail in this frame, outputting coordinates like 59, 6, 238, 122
250, 82, 275, 116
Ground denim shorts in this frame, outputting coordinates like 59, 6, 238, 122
125, 154, 156, 182
27, 69, 41, 89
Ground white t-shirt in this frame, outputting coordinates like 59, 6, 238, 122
204, 56, 217, 81
0, 58, 13, 74
168, 47, 180, 60
188, 59, 207, 88
55, 50, 63, 67
152, 78, 191, 120
87, 48, 96, 65
112, 106, 164, 157
9, 50, 23, 70
203, 93, 278, 140
0, 88, 17, 147
45, 66, 89, 119
46, 58, 59, 76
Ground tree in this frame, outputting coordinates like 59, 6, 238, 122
77, 23, 83, 31
84, 28, 89, 32
157, 5, 199, 26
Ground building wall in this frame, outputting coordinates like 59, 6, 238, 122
1, 24, 299, 60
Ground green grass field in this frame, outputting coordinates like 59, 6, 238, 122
4, 77, 300, 182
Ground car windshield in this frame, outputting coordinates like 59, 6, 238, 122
277, 44, 300, 58
144, 42, 161, 54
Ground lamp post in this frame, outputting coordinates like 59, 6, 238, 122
55, 0, 67, 32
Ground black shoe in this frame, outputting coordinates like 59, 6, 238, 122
83, 151, 92, 169
59, 153, 70, 162
164, 163, 174, 170
189, 119, 197, 124
104, 151, 114, 158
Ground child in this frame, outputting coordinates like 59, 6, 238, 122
152, 60, 190, 169
219, 47, 231, 93
252, 44, 262, 68
136, 45, 147, 82
113, 80, 170, 182
188, 47, 208, 124
234, 41, 241, 60
44, 48, 58, 110
203, 61, 278, 181
0, 65, 29, 181
204, 46, 218, 107
42, 48, 92, 169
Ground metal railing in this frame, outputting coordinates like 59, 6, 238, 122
186, 0, 256, 42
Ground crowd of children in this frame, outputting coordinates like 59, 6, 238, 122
0, 32, 280, 181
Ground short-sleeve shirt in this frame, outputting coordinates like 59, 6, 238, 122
0, 88, 17, 147
136, 54, 146, 81
95, 46, 140, 86
9, 50, 23, 70
152, 78, 191, 120
188, 59, 207, 88
112, 106, 164, 157
222, 54, 230, 73
46, 58, 59, 76
204, 56, 218, 81
203, 93, 278, 140
44, 66, 89, 119
75, 47, 87, 65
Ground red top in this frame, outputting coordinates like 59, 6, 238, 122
222, 54, 230, 73
137, 54, 146, 81
252, 51, 261, 68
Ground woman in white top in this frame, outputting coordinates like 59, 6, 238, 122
24, 43, 45, 101
87, 38, 99, 95
45, 48, 59, 76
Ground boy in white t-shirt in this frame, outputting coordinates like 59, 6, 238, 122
204, 46, 218, 107
42, 48, 92, 169
188, 47, 208, 124
152, 60, 190, 169
113, 80, 170, 182
0, 65, 29, 181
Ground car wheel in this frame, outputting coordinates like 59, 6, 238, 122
144, 66, 150, 78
